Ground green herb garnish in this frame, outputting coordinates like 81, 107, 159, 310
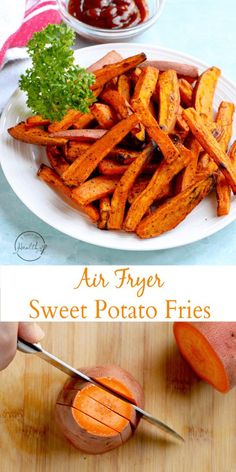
19, 24, 96, 121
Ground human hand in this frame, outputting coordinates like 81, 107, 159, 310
0, 322, 44, 370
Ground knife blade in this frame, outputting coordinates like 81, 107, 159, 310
17, 337, 184, 442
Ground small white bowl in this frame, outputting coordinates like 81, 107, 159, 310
56, 0, 166, 42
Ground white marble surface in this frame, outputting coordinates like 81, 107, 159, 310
1, 0, 236, 264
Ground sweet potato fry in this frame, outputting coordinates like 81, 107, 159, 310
37, 164, 99, 222
48, 109, 83, 133
131, 100, 180, 163
136, 175, 215, 238
183, 108, 236, 193
50, 129, 107, 141
141, 61, 199, 81
26, 115, 50, 127
178, 78, 193, 108
72, 176, 120, 205
214, 102, 235, 215
91, 103, 117, 128
91, 53, 146, 90
132, 66, 159, 106
176, 137, 201, 192
175, 106, 190, 140
108, 143, 154, 229
72, 112, 95, 129
97, 197, 111, 229
127, 177, 149, 204
229, 140, 236, 167
65, 142, 91, 162
8, 122, 67, 146
46, 145, 69, 176
124, 144, 192, 231
101, 89, 131, 119
118, 75, 131, 102
192, 66, 221, 121
98, 159, 130, 176
62, 113, 139, 185
87, 50, 123, 72
157, 70, 180, 132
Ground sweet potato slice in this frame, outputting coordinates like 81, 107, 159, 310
72, 112, 94, 129
124, 144, 192, 232
136, 175, 214, 238
98, 197, 111, 229
229, 140, 236, 166
48, 109, 84, 133
173, 322, 236, 393
65, 142, 91, 162
62, 113, 139, 185
50, 129, 107, 141
98, 159, 130, 176
87, 50, 123, 72
91, 103, 117, 128
192, 66, 221, 121
37, 164, 99, 222
215, 102, 235, 215
157, 70, 180, 132
176, 137, 201, 192
8, 122, 67, 146
55, 364, 144, 454
91, 53, 146, 90
26, 115, 50, 127
131, 101, 180, 163
140, 61, 199, 81
118, 74, 131, 102
183, 108, 236, 193
46, 145, 69, 176
101, 89, 131, 119
178, 78, 193, 108
108, 143, 154, 230
132, 66, 159, 107
71, 176, 120, 205
127, 177, 149, 204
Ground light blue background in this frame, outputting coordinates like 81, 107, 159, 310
1, 0, 236, 265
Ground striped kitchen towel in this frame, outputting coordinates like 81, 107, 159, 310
0, 0, 62, 68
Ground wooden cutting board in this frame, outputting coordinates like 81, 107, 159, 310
0, 323, 236, 472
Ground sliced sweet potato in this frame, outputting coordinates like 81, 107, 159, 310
136, 175, 214, 238
8, 122, 67, 146
183, 108, 236, 193
108, 143, 154, 230
127, 177, 149, 204
91, 103, 117, 128
192, 66, 221, 121
141, 61, 199, 81
101, 89, 131, 119
71, 176, 120, 205
132, 66, 159, 107
131, 101, 180, 163
176, 137, 201, 192
55, 364, 144, 454
37, 164, 99, 222
50, 129, 107, 141
178, 78, 193, 108
98, 159, 130, 176
157, 70, 180, 132
175, 106, 190, 141
91, 53, 146, 90
48, 109, 84, 133
26, 115, 50, 127
62, 114, 139, 185
124, 144, 192, 232
229, 140, 236, 166
46, 145, 69, 176
215, 102, 235, 215
173, 322, 236, 393
98, 197, 111, 229
65, 142, 91, 162
118, 74, 131, 102
72, 112, 94, 129
87, 50, 123, 72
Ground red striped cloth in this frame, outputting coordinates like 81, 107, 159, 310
0, 0, 62, 68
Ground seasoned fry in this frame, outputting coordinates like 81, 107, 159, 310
179, 78, 193, 108
176, 137, 201, 192
101, 89, 131, 119
192, 66, 221, 121
229, 140, 236, 166
108, 143, 154, 229
26, 115, 50, 127
132, 66, 159, 106
72, 112, 94, 129
118, 75, 131, 102
48, 109, 83, 133
98, 159, 130, 175
124, 144, 192, 231
157, 70, 180, 132
215, 102, 235, 215
91, 53, 146, 90
136, 175, 215, 238
65, 142, 91, 162
98, 197, 111, 229
131, 100, 180, 162
91, 103, 117, 128
72, 176, 120, 205
46, 145, 69, 176
127, 178, 149, 204
62, 113, 139, 185
183, 108, 236, 193
8, 122, 67, 146
175, 106, 190, 140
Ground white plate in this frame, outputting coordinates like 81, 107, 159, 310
1, 43, 236, 251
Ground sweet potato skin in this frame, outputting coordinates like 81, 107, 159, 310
55, 364, 144, 454
136, 175, 214, 238
173, 322, 236, 392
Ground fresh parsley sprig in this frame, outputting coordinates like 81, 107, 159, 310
19, 24, 96, 121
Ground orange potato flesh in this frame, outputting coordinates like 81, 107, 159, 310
26, 115, 50, 127
157, 69, 180, 132
72, 176, 120, 205
192, 66, 221, 121
173, 322, 236, 393
8, 122, 67, 146
91, 53, 146, 90
178, 78, 193, 108
118, 74, 131, 102
132, 66, 159, 107
91, 103, 117, 129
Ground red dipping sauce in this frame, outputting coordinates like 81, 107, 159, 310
68, 0, 148, 29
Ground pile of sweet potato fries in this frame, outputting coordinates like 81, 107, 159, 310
8, 50, 236, 238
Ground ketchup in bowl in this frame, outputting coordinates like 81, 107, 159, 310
68, 0, 149, 29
